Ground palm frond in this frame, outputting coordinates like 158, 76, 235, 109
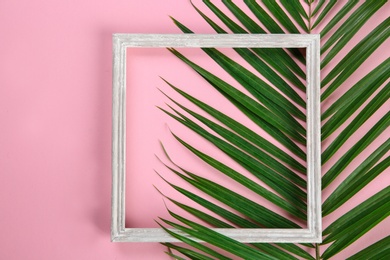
161, 192, 309, 259
164, 243, 216, 260
154, 1, 390, 259
160, 225, 234, 260
172, 16, 307, 100
320, 0, 359, 37
194, 47, 307, 124
322, 111, 389, 188
320, 0, 386, 67
311, 0, 325, 18
161, 211, 278, 259
160, 96, 306, 188
322, 85, 389, 163
167, 47, 307, 150
169, 134, 306, 220
162, 82, 306, 172
244, 0, 285, 33
322, 58, 390, 120
347, 236, 390, 260
192, 1, 307, 80
262, 0, 302, 33
158, 174, 260, 228
321, 17, 389, 98
322, 143, 390, 215
321, 187, 390, 259
311, 0, 337, 30
279, 0, 309, 32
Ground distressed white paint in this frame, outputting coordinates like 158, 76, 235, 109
112, 34, 322, 243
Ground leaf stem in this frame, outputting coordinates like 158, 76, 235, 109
308, 1, 312, 33
316, 243, 320, 260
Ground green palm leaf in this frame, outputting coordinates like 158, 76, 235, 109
322, 86, 389, 162
171, 133, 307, 215
311, 0, 325, 18
154, 1, 390, 259
320, 0, 358, 37
157, 114, 307, 218
160, 211, 278, 259
162, 82, 306, 172
244, 0, 285, 33
321, 17, 390, 99
322, 142, 390, 215
194, 47, 307, 125
280, 0, 309, 32
321, 187, 390, 258
163, 243, 218, 260
322, 58, 390, 120
194, 0, 307, 81
322, 112, 389, 188
158, 175, 260, 228
159, 192, 311, 259
167, 161, 301, 228
347, 236, 390, 260
262, 0, 302, 33
172, 16, 307, 96
320, 0, 386, 67
311, 0, 336, 29
167, 48, 307, 148
222, 0, 306, 63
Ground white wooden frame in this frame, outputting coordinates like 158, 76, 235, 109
112, 34, 321, 243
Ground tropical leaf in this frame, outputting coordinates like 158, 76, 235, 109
280, 0, 309, 32
262, 0, 302, 33
157, 111, 307, 218
311, 0, 337, 29
154, 1, 390, 259
322, 58, 390, 120
321, 187, 390, 259
161, 150, 303, 228
244, 0, 286, 33
160, 210, 278, 259
311, 0, 325, 18
347, 236, 390, 260
321, 87, 389, 163
161, 82, 306, 173
158, 189, 311, 259
320, 0, 359, 37
322, 143, 390, 216
321, 17, 390, 99
320, 0, 387, 67
167, 47, 307, 149
192, 1, 307, 81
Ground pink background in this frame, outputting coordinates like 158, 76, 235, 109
0, 1, 388, 259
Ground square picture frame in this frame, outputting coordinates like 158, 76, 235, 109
111, 34, 321, 243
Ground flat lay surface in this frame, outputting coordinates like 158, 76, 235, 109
0, 1, 388, 259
